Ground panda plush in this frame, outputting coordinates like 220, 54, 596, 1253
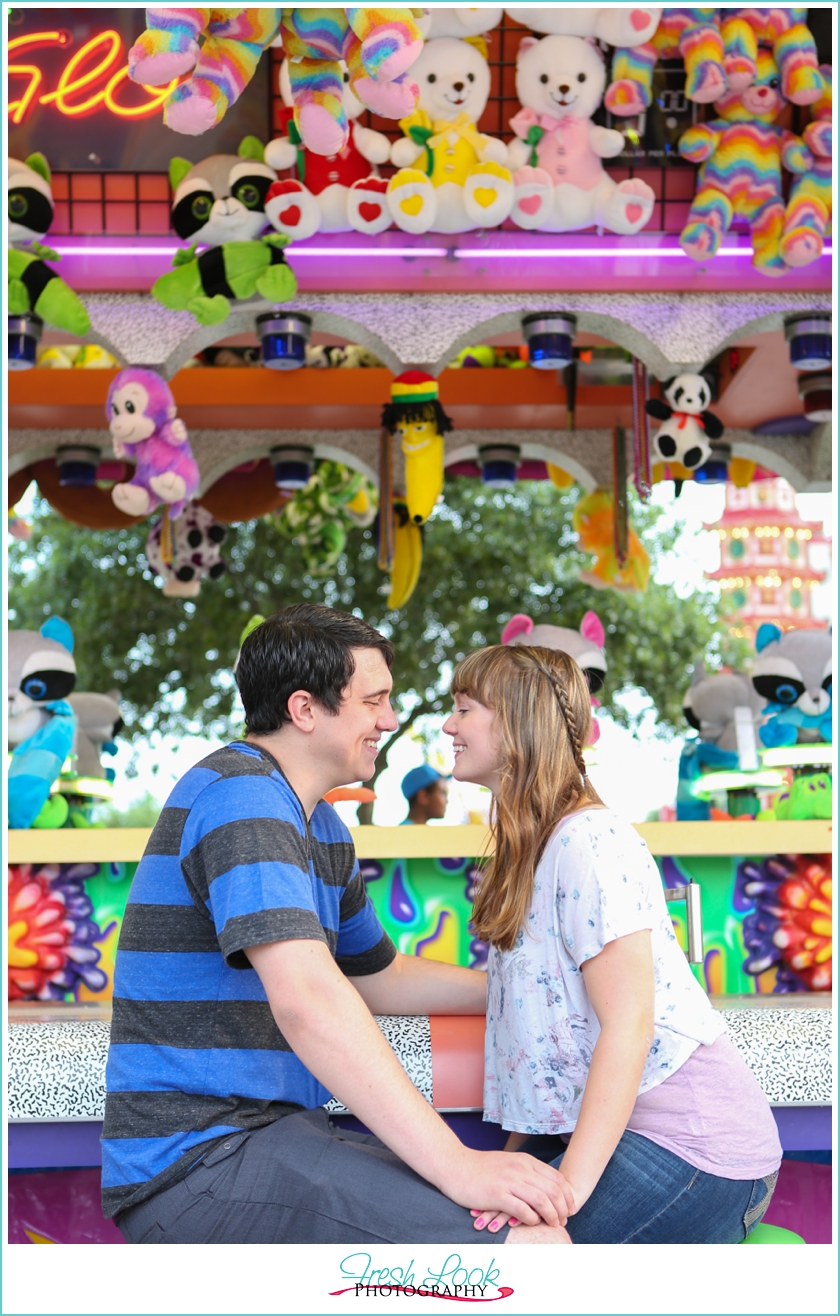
146, 502, 228, 598
645, 373, 724, 471
152, 138, 296, 326
751, 624, 832, 746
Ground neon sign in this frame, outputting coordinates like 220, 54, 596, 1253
8, 30, 178, 123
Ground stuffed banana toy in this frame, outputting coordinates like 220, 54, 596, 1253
152, 233, 297, 326
387, 501, 423, 609
381, 371, 452, 526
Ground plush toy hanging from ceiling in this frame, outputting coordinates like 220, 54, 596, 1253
751, 624, 832, 747
146, 502, 228, 597
605, 8, 824, 119
128, 7, 424, 153
276, 460, 377, 575
507, 34, 655, 234
264, 59, 393, 239
8, 154, 90, 339
502, 611, 607, 745
645, 373, 724, 479
572, 487, 650, 592
152, 137, 297, 325
8, 619, 78, 830
106, 369, 200, 521
781, 65, 832, 269
381, 372, 452, 526
386, 32, 514, 233
678, 49, 812, 274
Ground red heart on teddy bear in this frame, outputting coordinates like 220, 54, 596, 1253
358, 202, 382, 222
279, 205, 301, 226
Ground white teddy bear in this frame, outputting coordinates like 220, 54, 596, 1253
418, 7, 503, 39
264, 61, 393, 239
506, 7, 661, 47
508, 33, 656, 234
644, 373, 724, 472
386, 35, 514, 234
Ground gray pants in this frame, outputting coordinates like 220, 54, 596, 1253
118, 1108, 511, 1245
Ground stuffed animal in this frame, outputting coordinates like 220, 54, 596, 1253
718, 9, 824, 107
508, 35, 655, 234
675, 660, 762, 819
682, 661, 762, 754
752, 624, 832, 747
107, 369, 200, 521
781, 65, 832, 268
387, 500, 423, 608
508, 8, 661, 46
381, 372, 452, 525
264, 60, 393, 238
129, 8, 282, 135
759, 772, 832, 821
278, 8, 425, 153
129, 8, 425, 148
152, 139, 297, 324
606, 9, 824, 118
146, 502, 228, 597
678, 49, 811, 274
386, 35, 514, 233
572, 487, 651, 592
8, 619, 77, 830
421, 8, 503, 39
277, 460, 377, 574
645, 373, 724, 472
66, 690, 123, 784
8, 154, 90, 338
502, 610, 607, 744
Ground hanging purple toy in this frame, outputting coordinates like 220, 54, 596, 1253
106, 368, 199, 521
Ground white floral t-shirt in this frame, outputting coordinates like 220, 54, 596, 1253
483, 809, 725, 1134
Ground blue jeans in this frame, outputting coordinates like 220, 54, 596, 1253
519, 1129, 778, 1244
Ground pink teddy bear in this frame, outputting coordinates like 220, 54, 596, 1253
501, 610, 607, 744
106, 368, 199, 521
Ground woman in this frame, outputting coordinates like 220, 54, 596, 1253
443, 643, 782, 1244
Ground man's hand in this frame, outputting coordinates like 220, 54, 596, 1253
437, 1147, 575, 1230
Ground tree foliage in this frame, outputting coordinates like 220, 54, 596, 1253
10, 480, 733, 801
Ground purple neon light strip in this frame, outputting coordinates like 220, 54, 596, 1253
52, 243, 833, 259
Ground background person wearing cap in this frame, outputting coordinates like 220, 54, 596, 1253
401, 763, 450, 825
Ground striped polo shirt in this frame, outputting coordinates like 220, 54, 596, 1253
101, 741, 395, 1219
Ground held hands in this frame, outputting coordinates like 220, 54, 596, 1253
471, 1167, 577, 1233
437, 1148, 575, 1230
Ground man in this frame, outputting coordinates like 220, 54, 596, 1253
102, 604, 571, 1244
401, 763, 450, 825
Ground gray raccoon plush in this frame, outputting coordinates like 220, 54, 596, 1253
152, 138, 297, 325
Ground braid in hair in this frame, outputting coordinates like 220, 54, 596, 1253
527, 651, 589, 780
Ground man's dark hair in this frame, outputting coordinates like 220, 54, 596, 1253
236, 604, 394, 735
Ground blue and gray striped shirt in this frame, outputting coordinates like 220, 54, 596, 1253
101, 741, 395, 1219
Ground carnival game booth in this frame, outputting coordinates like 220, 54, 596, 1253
7, 6, 833, 1245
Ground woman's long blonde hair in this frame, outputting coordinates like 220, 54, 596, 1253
452, 644, 604, 952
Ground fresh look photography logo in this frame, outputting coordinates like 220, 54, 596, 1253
330, 1252, 513, 1302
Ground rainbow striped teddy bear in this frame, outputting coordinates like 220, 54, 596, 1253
678, 48, 812, 274
129, 7, 424, 152
781, 65, 832, 268
606, 7, 824, 118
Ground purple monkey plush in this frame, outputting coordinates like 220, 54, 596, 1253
106, 368, 199, 519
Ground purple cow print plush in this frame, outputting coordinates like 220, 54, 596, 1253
106, 368, 199, 520
146, 502, 227, 598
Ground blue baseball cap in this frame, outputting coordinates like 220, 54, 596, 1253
401, 763, 449, 802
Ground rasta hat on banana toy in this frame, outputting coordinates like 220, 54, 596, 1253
381, 372, 453, 527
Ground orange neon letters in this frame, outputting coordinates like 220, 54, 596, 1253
8, 30, 177, 123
